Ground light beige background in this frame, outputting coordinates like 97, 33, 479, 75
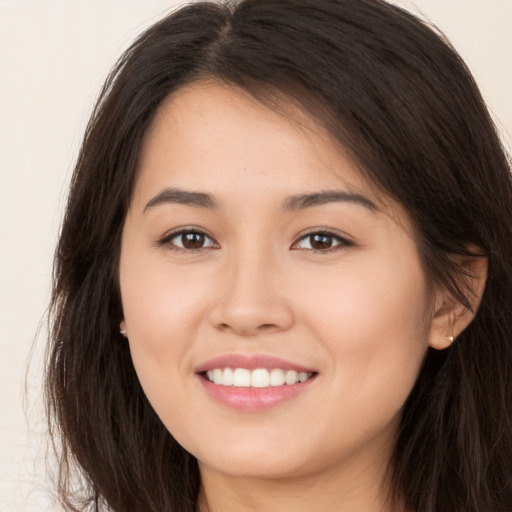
0, 1, 510, 510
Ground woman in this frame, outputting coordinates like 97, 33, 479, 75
45, 0, 512, 511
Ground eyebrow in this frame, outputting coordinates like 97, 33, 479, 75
144, 187, 218, 212
143, 187, 378, 213
283, 190, 378, 212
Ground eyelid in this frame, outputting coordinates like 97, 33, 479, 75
290, 228, 354, 252
157, 226, 220, 250
156, 226, 352, 252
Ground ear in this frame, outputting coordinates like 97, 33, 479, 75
428, 255, 488, 350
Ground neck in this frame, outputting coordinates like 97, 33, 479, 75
197, 447, 403, 512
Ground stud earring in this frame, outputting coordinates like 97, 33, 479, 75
120, 328, 127, 337
446, 336, 454, 343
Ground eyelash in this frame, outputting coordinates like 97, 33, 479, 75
291, 230, 354, 253
157, 228, 353, 253
157, 228, 218, 251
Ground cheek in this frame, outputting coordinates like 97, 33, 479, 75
120, 275, 210, 440
118, 238, 214, 405
297, 252, 430, 416
120, 224, 214, 334
300, 250, 429, 337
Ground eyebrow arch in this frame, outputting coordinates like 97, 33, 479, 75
144, 187, 218, 212
283, 190, 378, 212
143, 187, 378, 214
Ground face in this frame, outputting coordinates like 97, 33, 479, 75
119, 81, 434, 482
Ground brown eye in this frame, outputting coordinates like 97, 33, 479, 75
164, 230, 218, 250
309, 234, 335, 250
181, 232, 206, 249
293, 231, 351, 251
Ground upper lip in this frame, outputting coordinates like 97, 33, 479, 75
195, 353, 316, 374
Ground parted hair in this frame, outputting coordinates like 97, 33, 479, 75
46, 1, 512, 511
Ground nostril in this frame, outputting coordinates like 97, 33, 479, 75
215, 322, 279, 336
209, 298, 295, 336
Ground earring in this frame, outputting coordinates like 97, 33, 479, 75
120, 328, 127, 337
446, 336, 454, 343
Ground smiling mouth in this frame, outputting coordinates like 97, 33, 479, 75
201, 368, 316, 388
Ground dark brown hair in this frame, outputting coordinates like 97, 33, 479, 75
46, 1, 512, 511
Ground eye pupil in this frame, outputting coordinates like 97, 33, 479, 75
310, 234, 332, 250
182, 232, 205, 249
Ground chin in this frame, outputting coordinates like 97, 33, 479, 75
198, 454, 308, 480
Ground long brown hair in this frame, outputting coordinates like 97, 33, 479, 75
46, 1, 512, 510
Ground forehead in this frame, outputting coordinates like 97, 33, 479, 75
133, 80, 396, 217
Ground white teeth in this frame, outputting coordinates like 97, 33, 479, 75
251, 368, 270, 388
233, 368, 251, 387
298, 372, 309, 383
223, 367, 234, 386
213, 368, 223, 385
270, 368, 285, 386
285, 370, 298, 385
204, 368, 313, 388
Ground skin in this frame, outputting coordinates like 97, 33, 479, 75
119, 81, 482, 512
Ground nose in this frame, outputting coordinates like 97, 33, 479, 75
208, 250, 295, 337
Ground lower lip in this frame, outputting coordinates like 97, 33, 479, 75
198, 376, 316, 412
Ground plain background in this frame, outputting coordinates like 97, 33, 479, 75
0, 1, 511, 510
